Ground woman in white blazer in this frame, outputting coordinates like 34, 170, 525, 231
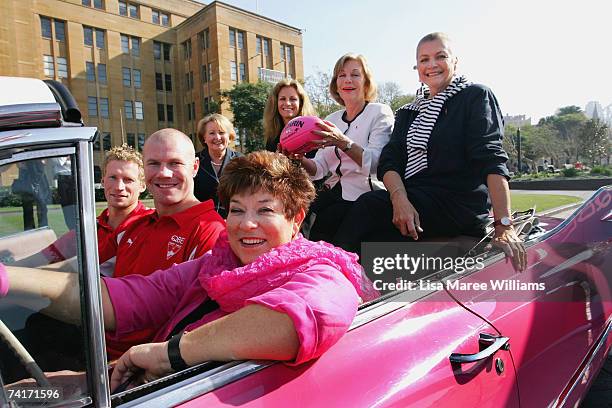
298, 53, 394, 242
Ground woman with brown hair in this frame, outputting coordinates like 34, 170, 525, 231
263, 79, 316, 152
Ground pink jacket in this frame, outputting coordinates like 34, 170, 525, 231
104, 234, 377, 365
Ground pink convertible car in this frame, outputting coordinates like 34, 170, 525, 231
0, 78, 610, 407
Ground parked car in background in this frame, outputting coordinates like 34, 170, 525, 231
0, 77, 610, 407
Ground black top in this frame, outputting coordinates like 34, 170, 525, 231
193, 148, 242, 218
378, 84, 510, 234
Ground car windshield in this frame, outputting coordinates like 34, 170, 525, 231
0, 153, 90, 406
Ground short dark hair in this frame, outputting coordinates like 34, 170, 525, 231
218, 151, 315, 219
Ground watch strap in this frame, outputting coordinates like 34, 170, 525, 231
341, 140, 353, 152
168, 332, 189, 372
493, 217, 513, 227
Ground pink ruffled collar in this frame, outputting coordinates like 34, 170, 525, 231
198, 232, 378, 312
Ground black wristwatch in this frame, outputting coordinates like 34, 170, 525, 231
167, 332, 189, 372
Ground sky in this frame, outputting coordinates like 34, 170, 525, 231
216, 0, 612, 124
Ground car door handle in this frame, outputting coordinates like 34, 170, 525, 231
449, 333, 510, 364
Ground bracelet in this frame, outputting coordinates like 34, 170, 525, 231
167, 332, 189, 372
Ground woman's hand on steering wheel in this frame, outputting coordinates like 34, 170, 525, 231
390, 193, 423, 240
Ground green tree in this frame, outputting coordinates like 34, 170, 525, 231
221, 81, 272, 152
539, 106, 587, 163
578, 119, 610, 166
377, 81, 415, 112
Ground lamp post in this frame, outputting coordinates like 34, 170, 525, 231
516, 127, 522, 174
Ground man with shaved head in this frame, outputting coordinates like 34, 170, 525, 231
106, 129, 225, 357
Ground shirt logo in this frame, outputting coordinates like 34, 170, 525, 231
167, 235, 185, 259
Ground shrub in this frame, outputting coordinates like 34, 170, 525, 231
590, 166, 612, 176
561, 167, 578, 177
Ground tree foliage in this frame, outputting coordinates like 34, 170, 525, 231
220, 81, 272, 152
377, 81, 415, 112
512, 105, 611, 170
304, 69, 341, 118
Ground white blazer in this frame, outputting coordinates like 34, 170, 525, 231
311, 102, 394, 201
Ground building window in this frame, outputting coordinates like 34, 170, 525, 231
118, 0, 127, 16
82, 0, 91, 6
103, 132, 111, 150
86, 61, 95, 81
199, 29, 209, 50
93, 0, 103, 9
200, 65, 208, 82
133, 69, 141, 88
83, 26, 93, 46
155, 73, 163, 90
256, 36, 261, 54
237, 31, 244, 49
203, 97, 209, 114
134, 101, 143, 120
239, 63, 246, 81
280, 44, 285, 61
208, 63, 212, 81
121, 34, 129, 53
163, 43, 171, 61
57, 57, 68, 78
161, 12, 169, 26
43, 55, 54, 77
97, 64, 107, 84
100, 97, 109, 118
229, 28, 236, 47
185, 71, 193, 90
131, 37, 140, 56
157, 103, 165, 121
88, 96, 98, 117
124, 100, 133, 119
95, 29, 105, 49
153, 41, 161, 59
128, 4, 138, 18
127, 133, 135, 148
122, 67, 131, 86
191, 102, 195, 120
230, 61, 237, 81
182, 39, 191, 59
41, 17, 52, 39
165, 74, 172, 91
286, 45, 293, 62
138, 133, 145, 150
263, 38, 270, 56
186, 103, 191, 121
166, 104, 173, 123
152, 10, 159, 24
54, 20, 65, 41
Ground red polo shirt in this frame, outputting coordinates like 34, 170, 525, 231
112, 200, 225, 278
105, 200, 225, 358
42, 201, 153, 271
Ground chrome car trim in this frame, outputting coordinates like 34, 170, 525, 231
123, 361, 273, 407
0, 127, 97, 149
556, 317, 611, 407
0, 147, 74, 166
76, 140, 110, 408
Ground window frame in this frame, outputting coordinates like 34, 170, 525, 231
122, 67, 131, 87
88, 96, 98, 117
134, 101, 144, 120
124, 100, 134, 119
97, 64, 107, 85
56, 57, 68, 78
43, 54, 55, 77
99, 97, 110, 118
40, 16, 52, 39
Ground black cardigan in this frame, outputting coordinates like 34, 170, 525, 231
378, 84, 510, 234
193, 148, 242, 218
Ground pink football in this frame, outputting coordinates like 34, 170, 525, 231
280, 115, 323, 155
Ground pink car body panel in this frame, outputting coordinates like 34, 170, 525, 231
178, 188, 611, 408
180, 289, 520, 408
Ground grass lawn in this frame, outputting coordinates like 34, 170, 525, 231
510, 193, 582, 212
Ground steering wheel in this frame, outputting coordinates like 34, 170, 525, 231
0, 318, 50, 387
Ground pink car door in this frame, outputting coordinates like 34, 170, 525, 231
179, 288, 520, 407
448, 189, 612, 408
